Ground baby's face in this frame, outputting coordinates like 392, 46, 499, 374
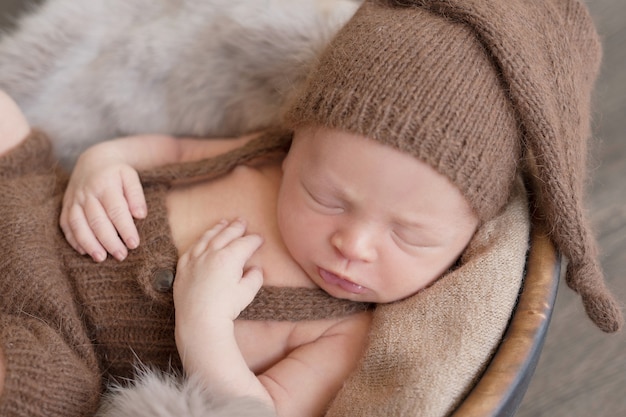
277, 127, 479, 303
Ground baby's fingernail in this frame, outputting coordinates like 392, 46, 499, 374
114, 250, 127, 261
92, 252, 106, 262
127, 238, 138, 249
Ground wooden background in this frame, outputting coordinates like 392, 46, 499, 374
518, 1, 626, 416
1, 0, 624, 415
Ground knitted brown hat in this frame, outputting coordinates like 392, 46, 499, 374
285, 0, 623, 332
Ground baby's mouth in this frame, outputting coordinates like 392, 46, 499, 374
318, 268, 367, 294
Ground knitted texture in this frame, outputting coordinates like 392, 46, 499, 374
138, 128, 292, 185
0, 131, 101, 417
285, 0, 623, 332
239, 287, 372, 321
0, 129, 59, 179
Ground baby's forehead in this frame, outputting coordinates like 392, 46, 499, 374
290, 127, 476, 215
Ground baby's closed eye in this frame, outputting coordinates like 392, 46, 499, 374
390, 227, 439, 249
303, 184, 345, 214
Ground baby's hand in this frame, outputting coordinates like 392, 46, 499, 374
174, 219, 264, 325
60, 144, 147, 262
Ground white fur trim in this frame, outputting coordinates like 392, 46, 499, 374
96, 368, 276, 417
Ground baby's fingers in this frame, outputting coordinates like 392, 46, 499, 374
100, 185, 140, 251
60, 213, 86, 256
207, 219, 250, 251
224, 233, 264, 266
121, 168, 147, 220
189, 220, 230, 257
63, 202, 109, 262
186, 220, 264, 270
190, 219, 253, 257
239, 266, 264, 301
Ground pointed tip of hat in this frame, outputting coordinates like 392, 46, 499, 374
567, 259, 623, 333
581, 287, 624, 333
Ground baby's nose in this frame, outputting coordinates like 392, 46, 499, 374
330, 225, 377, 262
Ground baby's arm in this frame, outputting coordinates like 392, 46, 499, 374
61, 133, 254, 262
174, 219, 270, 402
174, 220, 371, 417
257, 313, 371, 417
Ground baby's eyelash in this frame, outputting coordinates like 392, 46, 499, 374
391, 230, 417, 246
391, 229, 433, 249
303, 185, 343, 211
311, 193, 340, 208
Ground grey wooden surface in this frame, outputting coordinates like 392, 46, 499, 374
518, 1, 626, 416
1, 0, 624, 416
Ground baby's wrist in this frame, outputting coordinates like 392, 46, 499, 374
175, 316, 234, 351
175, 321, 238, 375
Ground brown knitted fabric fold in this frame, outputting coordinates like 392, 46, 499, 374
139, 128, 293, 186
240, 287, 373, 321
284, 0, 623, 332
0, 132, 101, 416
0, 129, 60, 180
0, 317, 101, 417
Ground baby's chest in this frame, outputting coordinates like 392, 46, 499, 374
165, 163, 312, 287
166, 164, 280, 253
